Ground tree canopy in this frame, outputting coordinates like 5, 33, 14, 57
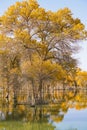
0, 0, 87, 104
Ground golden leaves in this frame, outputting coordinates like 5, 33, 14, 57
0, 0, 87, 88
14, 29, 31, 44
76, 70, 87, 87
28, 0, 39, 9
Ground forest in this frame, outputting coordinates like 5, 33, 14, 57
0, 0, 87, 106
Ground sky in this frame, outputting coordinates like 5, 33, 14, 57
0, 0, 87, 71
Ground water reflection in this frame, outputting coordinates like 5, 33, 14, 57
0, 90, 87, 130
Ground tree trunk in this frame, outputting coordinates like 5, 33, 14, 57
39, 80, 43, 104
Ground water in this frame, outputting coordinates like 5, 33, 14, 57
0, 90, 87, 130
53, 108, 87, 130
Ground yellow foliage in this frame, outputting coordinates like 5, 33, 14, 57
76, 70, 87, 87
14, 29, 31, 44
31, 8, 47, 20
21, 55, 66, 82
28, 0, 39, 9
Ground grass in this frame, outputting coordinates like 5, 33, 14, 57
0, 121, 55, 130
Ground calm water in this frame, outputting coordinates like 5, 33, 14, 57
53, 108, 87, 130
0, 90, 87, 130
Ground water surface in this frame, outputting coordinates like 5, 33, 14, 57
0, 90, 87, 130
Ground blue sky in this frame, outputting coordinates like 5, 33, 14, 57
0, 0, 87, 71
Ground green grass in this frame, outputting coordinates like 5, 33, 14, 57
0, 121, 55, 130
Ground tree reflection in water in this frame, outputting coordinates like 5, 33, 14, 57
0, 90, 87, 130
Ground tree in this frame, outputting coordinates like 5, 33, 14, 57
21, 54, 65, 103
76, 70, 87, 87
0, 0, 87, 105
